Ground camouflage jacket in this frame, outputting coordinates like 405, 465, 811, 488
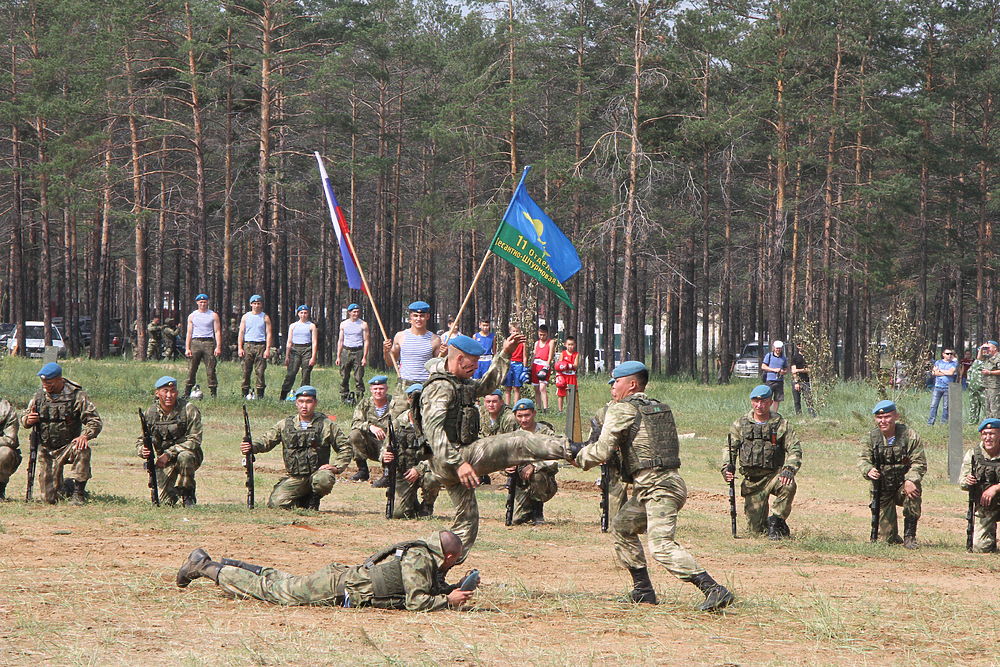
0, 399, 19, 451
342, 532, 452, 611
22, 380, 102, 448
351, 395, 404, 434
135, 400, 203, 461
421, 351, 510, 469
959, 444, 1000, 492
480, 407, 517, 438
253, 413, 352, 474
576, 392, 656, 480
858, 422, 927, 486
723, 411, 802, 478
519, 420, 558, 475
981, 353, 1000, 390
968, 359, 985, 392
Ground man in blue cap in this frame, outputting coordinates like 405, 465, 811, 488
506, 398, 559, 525
279, 305, 319, 401
184, 293, 222, 398
22, 363, 103, 504
0, 393, 21, 500
237, 294, 273, 400
380, 383, 441, 519
384, 300, 441, 391
348, 375, 405, 484
137, 376, 204, 506
239, 385, 352, 510
570, 361, 734, 612
337, 303, 370, 404
859, 399, 927, 548
961, 418, 1000, 552
721, 385, 803, 539
420, 331, 576, 558
980, 340, 1000, 419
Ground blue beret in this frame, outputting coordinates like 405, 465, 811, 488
347, 303, 359, 311
37, 362, 62, 379
296, 304, 309, 313
979, 418, 1000, 432
405, 383, 423, 396
368, 375, 389, 385
612, 361, 647, 379
195, 293, 209, 301
512, 398, 535, 412
872, 400, 897, 415
408, 300, 431, 313
155, 376, 177, 389
489, 389, 504, 397
448, 334, 484, 356
990, 340, 999, 347
249, 294, 262, 304
750, 384, 773, 399
294, 385, 317, 398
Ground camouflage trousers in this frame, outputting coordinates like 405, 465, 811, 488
612, 468, 705, 581
741, 472, 797, 535
348, 429, 384, 463
985, 388, 1000, 420
218, 562, 348, 605
280, 344, 314, 397
431, 430, 569, 558
340, 347, 365, 399
0, 445, 22, 483
968, 389, 984, 424
36, 443, 92, 504
267, 470, 337, 509
391, 460, 441, 519
154, 450, 202, 502
241, 341, 268, 396
512, 468, 558, 524
185, 339, 218, 394
146, 339, 161, 360
870, 480, 922, 543
970, 503, 1000, 553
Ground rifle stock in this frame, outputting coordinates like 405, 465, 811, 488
728, 433, 737, 538
870, 445, 881, 542
385, 420, 398, 519
138, 409, 160, 506
967, 489, 976, 553
505, 468, 518, 526
599, 464, 610, 533
25, 424, 40, 502
243, 405, 255, 509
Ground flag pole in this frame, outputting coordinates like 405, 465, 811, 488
341, 231, 400, 376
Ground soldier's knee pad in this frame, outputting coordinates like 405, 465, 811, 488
311, 470, 337, 495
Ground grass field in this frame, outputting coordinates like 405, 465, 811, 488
0, 356, 995, 666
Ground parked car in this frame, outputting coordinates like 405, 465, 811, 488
6, 322, 66, 358
733, 341, 763, 378
77, 317, 124, 356
0, 323, 14, 350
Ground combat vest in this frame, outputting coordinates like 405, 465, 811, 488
395, 421, 431, 470
618, 395, 680, 483
421, 372, 480, 446
33, 381, 84, 447
363, 540, 441, 609
281, 413, 329, 476
869, 425, 913, 488
144, 401, 190, 454
972, 453, 1000, 498
738, 416, 784, 471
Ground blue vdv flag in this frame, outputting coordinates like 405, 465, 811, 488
501, 167, 582, 283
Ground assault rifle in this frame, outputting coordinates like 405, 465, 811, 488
967, 455, 978, 553
243, 405, 255, 509
727, 433, 737, 538
599, 464, 610, 533
505, 465, 518, 526
869, 443, 881, 542
385, 420, 398, 519
137, 409, 160, 506
24, 423, 40, 502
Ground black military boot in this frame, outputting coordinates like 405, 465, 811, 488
532, 501, 546, 525
0, 480, 7, 501
777, 517, 791, 538
307, 493, 321, 511
209, 386, 218, 398
690, 572, 735, 612
180, 487, 197, 507
567, 439, 588, 460
183, 384, 194, 399
256, 389, 265, 400
627, 567, 658, 604
71, 480, 88, 506
903, 516, 919, 549
351, 459, 370, 482
372, 472, 391, 488
279, 390, 288, 401
418, 499, 435, 518
220, 557, 264, 575
478, 474, 491, 485
767, 515, 789, 540
177, 548, 222, 587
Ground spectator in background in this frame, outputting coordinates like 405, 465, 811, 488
554, 336, 579, 413
502, 321, 526, 405
969, 345, 989, 424
960, 349, 973, 389
472, 319, 496, 380
928, 348, 958, 425
761, 340, 788, 415
789, 345, 816, 417
440, 317, 460, 347
530, 324, 555, 412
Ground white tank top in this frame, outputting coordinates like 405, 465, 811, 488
190, 310, 216, 338
342, 319, 365, 348
290, 321, 313, 345
400, 330, 434, 381
243, 312, 267, 342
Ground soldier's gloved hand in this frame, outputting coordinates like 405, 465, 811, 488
156, 452, 173, 468
240, 440, 252, 455
778, 467, 796, 487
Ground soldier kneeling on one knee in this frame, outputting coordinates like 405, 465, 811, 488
138, 376, 204, 506
961, 418, 1000, 553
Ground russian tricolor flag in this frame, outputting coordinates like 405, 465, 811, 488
315, 151, 364, 292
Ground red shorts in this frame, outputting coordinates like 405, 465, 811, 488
555, 373, 577, 397
530, 362, 549, 385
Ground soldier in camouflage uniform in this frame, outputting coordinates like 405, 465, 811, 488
478, 389, 516, 486
380, 384, 441, 519
721, 384, 803, 539
571, 361, 734, 612
0, 397, 21, 500
505, 398, 559, 525
137, 376, 204, 506
960, 418, 1000, 552
176, 530, 476, 611
239, 385, 351, 510
161, 320, 179, 361
349, 375, 405, 485
420, 334, 574, 558
968, 345, 988, 424
21, 362, 102, 504
146, 317, 162, 360
980, 341, 1000, 419
860, 400, 927, 548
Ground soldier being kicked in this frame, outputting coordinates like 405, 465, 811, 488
380, 383, 441, 519
22, 362, 102, 504
860, 400, 927, 548
0, 395, 20, 500
349, 375, 404, 486
721, 384, 802, 539
960, 418, 1000, 552
239, 385, 351, 510
137, 376, 204, 506
507, 398, 559, 525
